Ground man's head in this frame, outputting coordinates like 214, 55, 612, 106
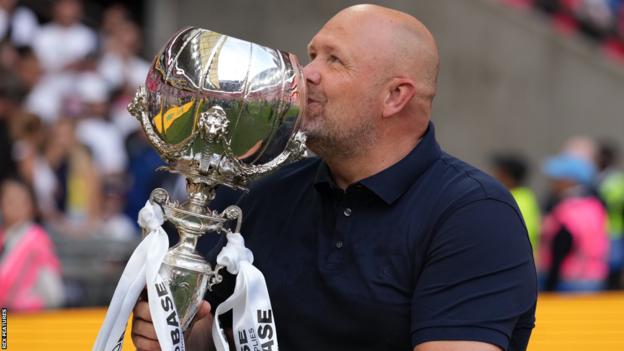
53, 0, 84, 27
1, 177, 37, 228
302, 4, 439, 161
491, 153, 529, 189
543, 154, 596, 195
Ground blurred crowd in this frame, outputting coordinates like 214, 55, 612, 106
492, 137, 624, 293
0, 0, 178, 311
503, 0, 624, 62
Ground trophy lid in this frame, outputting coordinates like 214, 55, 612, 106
129, 27, 306, 190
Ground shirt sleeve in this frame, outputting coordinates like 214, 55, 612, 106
411, 199, 537, 350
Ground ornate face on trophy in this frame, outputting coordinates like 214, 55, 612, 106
128, 27, 307, 330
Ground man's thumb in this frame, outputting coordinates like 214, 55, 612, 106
195, 300, 212, 320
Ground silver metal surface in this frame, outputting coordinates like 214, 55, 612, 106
129, 26, 307, 190
129, 27, 307, 331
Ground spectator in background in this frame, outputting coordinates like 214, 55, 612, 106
97, 178, 136, 241
74, 72, 127, 176
492, 153, 541, 256
98, 13, 148, 138
26, 0, 99, 123
576, 0, 617, 40
44, 117, 102, 236
10, 112, 58, 218
0, 0, 39, 48
0, 0, 37, 70
543, 135, 602, 210
596, 139, 624, 289
22, 53, 74, 124
99, 2, 130, 39
563, 135, 598, 165
0, 176, 64, 311
534, 0, 616, 38
0, 69, 24, 183
540, 153, 609, 292
15, 46, 44, 91
523, 0, 624, 61
32, 0, 96, 73
98, 5, 149, 93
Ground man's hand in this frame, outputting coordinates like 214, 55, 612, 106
131, 299, 212, 351
414, 341, 501, 351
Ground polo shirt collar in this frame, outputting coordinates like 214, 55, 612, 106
314, 122, 442, 204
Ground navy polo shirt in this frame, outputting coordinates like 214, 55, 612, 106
204, 123, 537, 351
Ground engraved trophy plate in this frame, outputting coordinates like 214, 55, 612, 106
128, 27, 307, 330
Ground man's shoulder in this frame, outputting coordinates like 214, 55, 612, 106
428, 152, 518, 211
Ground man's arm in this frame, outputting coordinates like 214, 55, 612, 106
410, 199, 537, 350
414, 341, 501, 351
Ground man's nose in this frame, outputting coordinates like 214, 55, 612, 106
303, 62, 321, 85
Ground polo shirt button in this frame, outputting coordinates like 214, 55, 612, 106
343, 208, 352, 216
335, 241, 344, 249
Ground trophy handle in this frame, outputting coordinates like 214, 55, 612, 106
236, 131, 307, 178
220, 205, 243, 233
128, 86, 197, 161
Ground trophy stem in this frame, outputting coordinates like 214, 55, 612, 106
185, 180, 216, 214
149, 184, 227, 331
177, 230, 199, 251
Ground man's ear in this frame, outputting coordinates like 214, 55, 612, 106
382, 78, 416, 118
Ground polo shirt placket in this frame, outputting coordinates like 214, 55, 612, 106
321, 188, 360, 272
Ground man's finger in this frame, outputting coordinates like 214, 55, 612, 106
133, 300, 152, 322
195, 300, 211, 320
132, 318, 158, 340
132, 333, 162, 351
185, 300, 212, 339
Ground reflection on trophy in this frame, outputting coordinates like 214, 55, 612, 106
127, 27, 307, 330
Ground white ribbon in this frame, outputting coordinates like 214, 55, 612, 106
212, 233, 279, 351
92, 201, 185, 351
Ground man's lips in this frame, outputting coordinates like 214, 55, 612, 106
307, 97, 323, 107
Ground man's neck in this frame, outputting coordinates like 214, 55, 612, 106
325, 132, 423, 190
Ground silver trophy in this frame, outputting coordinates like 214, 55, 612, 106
127, 27, 307, 330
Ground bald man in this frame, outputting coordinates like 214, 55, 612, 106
132, 5, 536, 351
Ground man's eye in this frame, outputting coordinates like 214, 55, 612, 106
328, 55, 341, 64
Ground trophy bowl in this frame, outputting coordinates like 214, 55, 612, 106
127, 27, 307, 330
130, 26, 307, 190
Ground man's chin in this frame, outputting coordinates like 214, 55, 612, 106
304, 134, 336, 160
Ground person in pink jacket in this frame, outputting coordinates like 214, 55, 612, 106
0, 177, 64, 311
540, 154, 609, 292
